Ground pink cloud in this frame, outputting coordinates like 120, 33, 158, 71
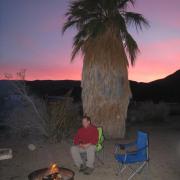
0, 54, 83, 80
2, 36, 180, 82
129, 38, 180, 82
129, 59, 178, 82
139, 39, 180, 61
0, 64, 82, 80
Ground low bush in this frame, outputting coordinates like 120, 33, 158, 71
6, 94, 81, 142
127, 101, 170, 123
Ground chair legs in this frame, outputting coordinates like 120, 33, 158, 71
120, 165, 127, 173
95, 149, 104, 165
116, 161, 148, 180
115, 163, 126, 176
81, 150, 105, 166
128, 161, 146, 180
95, 154, 104, 165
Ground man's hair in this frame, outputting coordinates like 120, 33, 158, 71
83, 115, 91, 123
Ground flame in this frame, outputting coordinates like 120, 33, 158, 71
49, 163, 59, 174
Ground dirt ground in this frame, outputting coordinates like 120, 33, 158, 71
0, 122, 180, 180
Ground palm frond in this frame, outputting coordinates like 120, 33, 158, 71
118, 0, 136, 9
62, 0, 149, 65
113, 13, 128, 34
62, 20, 78, 34
71, 18, 106, 61
122, 32, 140, 65
67, 0, 102, 20
123, 12, 149, 31
71, 29, 87, 61
71, 39, 85, 61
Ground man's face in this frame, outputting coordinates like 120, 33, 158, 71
82, 118, 90, 128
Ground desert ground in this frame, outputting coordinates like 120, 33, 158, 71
0, 119, 180, 180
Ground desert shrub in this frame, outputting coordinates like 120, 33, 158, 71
44, 97, 81, 142
127, 101, 170, 123
4, 88, 81, 140
169, 103, 180, 116
6, 94, 81, 141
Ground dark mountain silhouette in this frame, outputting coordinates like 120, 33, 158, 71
0, 70, 180, 102
130, 70, 180, 102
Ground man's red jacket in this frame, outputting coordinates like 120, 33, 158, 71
74, 125, 98, 145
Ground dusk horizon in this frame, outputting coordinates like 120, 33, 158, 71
1, 0, 180, 82
1, 68, 180, 84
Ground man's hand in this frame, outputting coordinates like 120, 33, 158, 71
79, 144, 84, 149
79, 143, 91, 149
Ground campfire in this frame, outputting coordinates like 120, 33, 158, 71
43, 164, 62, 180
28, 163, 74, 180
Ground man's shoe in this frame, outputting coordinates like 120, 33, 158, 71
79, 164, 86, 172
83, 167, 94, 175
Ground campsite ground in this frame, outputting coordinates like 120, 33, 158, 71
0, 119, 180, 180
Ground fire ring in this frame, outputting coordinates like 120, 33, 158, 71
28, 165, 75, 180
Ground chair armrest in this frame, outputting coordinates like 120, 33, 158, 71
115, 140, 136, 148
114, 142, 135, 155
126, 145, 148, 155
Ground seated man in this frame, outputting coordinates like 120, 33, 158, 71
71, 116, 98, 175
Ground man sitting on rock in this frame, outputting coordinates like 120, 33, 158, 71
71, 116, 98, 175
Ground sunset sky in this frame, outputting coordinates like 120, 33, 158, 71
0, 0, 180, 82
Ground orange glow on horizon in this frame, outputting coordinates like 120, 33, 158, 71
0, 65, 179, 83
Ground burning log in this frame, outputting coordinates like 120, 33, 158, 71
42, 164, 62, 180
28, 164, 74, 180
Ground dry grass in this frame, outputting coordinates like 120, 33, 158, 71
45, 96, 81, 142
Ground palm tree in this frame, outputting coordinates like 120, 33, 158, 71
63, 0, 149, 138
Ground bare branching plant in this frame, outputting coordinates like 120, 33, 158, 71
4, 70, 45, 124
4, 70, 80, 141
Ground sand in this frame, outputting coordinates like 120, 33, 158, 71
0, 122, 180, 180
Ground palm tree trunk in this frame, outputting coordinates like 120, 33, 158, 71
81, 29, 132, 138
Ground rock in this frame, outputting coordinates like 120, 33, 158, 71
28, 144, 36, 151
0, 148, 13, 160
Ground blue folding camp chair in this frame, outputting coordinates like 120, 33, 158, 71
114, 131, 149, 180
